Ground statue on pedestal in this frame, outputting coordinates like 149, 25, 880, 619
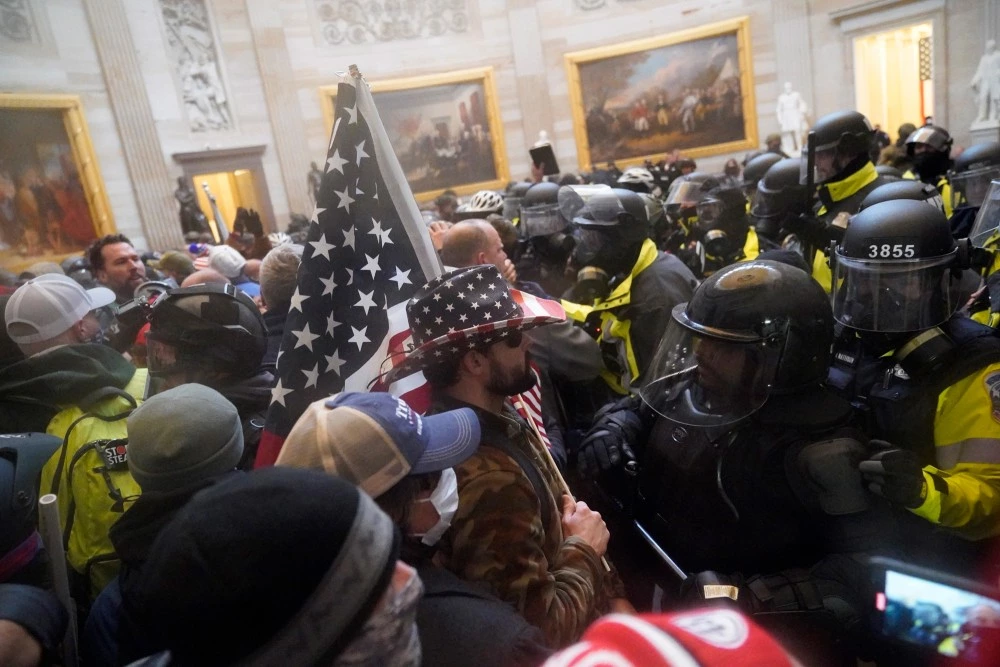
971, 39, 1000, 126
307, 162, 324, 208
174, 177, 209, 236
776, 82, 808, 154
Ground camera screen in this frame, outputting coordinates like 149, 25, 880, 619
876, 569, 1000, 663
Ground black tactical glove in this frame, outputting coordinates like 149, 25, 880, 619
858, 441, 927, 508
576, 404, 643, 479
785, 213, 842, 248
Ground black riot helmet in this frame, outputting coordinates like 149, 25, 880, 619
0, 432, 61, 558
693, 186, 750, 260
950, 141, 1000, 210
741, 152, 783, 196
640, 260, 833, 428
858, 180, 945, 215
804, 110, 875, 184
750, 158, 809, 240
146, 283, 267, 385
520, 182, 564, 238
875, 164, 904, 181
569, 187, 650, 273
665, 172, 724, 217
832, 199, 962, 333
503, 181, 534, 223
905, 125, 954, 182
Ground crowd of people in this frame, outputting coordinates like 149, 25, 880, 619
2, 106, 1000, 666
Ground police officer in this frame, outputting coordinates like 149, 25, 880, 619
830, 200, 1000, 543
503, 181, 534, 225
904, 124, 954, 217
792, 110, 889, 251
949, 140, 1000, 237
741, 152, 783, 201
561, 187, 697, 396
576, 261, 893, 664
857, 180, 947, 215
661, 172, 724, 253
967, 179, 1000, 328
683, 185, 759, 278
517, 181, 575, 297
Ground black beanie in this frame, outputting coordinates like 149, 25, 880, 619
133, 467, 399, 666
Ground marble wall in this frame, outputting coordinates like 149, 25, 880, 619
1, 0, 997, 248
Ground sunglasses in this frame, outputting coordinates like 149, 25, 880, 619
504, 330, 524, 348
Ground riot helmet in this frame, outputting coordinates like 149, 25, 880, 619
503, 181, 534, 222
951, 141, 1000, 210
832, 199, 962, 333
750, 158, 808, 240
146, 283, 267, 387
803, 110, 875, 184
617, 166, 656, 193
741, 152, 783, 197
641, 260, 833, 428
0, 432, 61, 557
875, 165, 904, 180
665, 173, 723, 217
569, 187, 649, 273
858, 180, 945, 215
905, 125, 954, 182
520, 181, 574, 264
693, 186, 750, 260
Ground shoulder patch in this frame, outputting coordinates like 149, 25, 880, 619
986, 371, 1000, 424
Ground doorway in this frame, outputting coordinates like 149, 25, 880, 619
854, 22, 933, 142
192, 169, 261, 242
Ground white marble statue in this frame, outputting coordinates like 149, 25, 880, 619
971, 39, 1000, 126
776, 82, 808, 153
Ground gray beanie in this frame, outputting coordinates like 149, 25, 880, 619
127, 383, 244, 491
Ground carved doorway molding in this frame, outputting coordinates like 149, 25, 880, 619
171, 145, 276, 234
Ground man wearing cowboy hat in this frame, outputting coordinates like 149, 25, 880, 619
385, 264, 629, 649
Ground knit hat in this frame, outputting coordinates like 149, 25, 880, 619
135, 467, 399, 666
5, 274, 114, 344
543, 610, 801, 667
150, 250, 195, 277
208, 244, 247, 280
126, 383, 244, 492
277, 391, 480, 498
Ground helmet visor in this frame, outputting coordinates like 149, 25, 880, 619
906, 126, 948, 151
557, 184, 613, 222
831, 251, 961, 332
665, 181, 706, 208
750, 186, 784, 219
952, 168, 1000, 211
968, 180, 1000, 248
521, 204, 566, 238
639, 305, 781, 428
503, 196, 522, 222
695, 198, 722, 226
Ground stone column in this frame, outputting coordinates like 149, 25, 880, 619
506, 0, 555, 167
244, 0, 312, 217
772, 0, 816, 124
81, 0, 181, 251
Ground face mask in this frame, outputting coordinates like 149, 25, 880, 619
412, 468, 458, 547
334, 569, 423, 667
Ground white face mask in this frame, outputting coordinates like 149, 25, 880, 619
413, 467, 459, 547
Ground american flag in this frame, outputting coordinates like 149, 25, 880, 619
255, 67, 442, 466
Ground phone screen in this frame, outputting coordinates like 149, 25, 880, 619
876, 568, 1000, 663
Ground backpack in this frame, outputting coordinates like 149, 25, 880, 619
47, 386, 141, 604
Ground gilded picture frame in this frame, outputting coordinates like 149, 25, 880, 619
0, 94, 115, 273
320, 67, 510, 202
565, 16, 758, 170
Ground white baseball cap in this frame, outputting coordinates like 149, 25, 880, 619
5, 274, 115, 344
208, 245, 247, 280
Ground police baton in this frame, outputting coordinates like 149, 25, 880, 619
39, 494, 78, 667
803, 129, 818, 267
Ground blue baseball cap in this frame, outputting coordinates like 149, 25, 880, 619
276, 391, 480, 499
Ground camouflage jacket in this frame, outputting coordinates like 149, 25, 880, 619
430, 394, 611, 648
